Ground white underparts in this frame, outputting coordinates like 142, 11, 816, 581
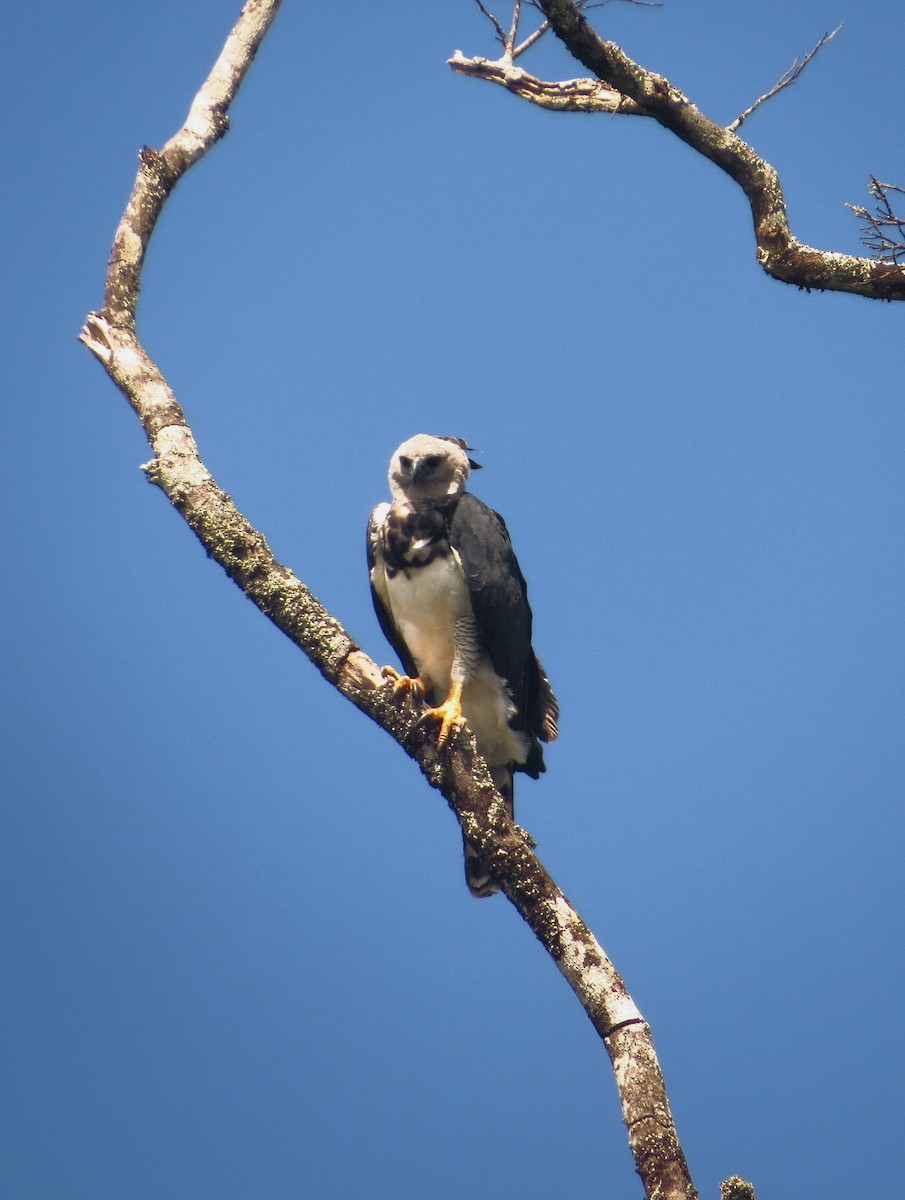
384, 555, 528, 768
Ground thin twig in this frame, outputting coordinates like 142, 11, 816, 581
847, 177, 905, 265
728, 25, 842, 133
504, 0, 662, 64
506, 0, 522, 54
474, 0, 549, 61
513, 18, 549, 57
474, 0, 509, 50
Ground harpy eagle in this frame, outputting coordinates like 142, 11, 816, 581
367, 434, 558, 896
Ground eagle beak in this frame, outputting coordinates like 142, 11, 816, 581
410, 457, 427, 483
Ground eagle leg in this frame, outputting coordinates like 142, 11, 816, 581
381, 665, 432, 705
421, 680, 466, 748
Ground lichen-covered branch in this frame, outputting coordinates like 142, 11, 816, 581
720, 1177, 757, 1200
452, 0, 905, 300
103, 0, 282, 326
80, 2, 699, 1197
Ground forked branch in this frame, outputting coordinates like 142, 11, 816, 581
452, 0, 905, 300
847, 177, 905, 265
469, 0, 661, 63
80, 2, 699, 1198
448, 51, 645, 114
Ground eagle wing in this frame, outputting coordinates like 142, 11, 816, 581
446, 492, 556, 776
366, 504, 419, 681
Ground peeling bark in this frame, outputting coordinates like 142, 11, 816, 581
448, 50, 645, 114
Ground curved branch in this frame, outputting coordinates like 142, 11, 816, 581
80, 3, 698, 1198
456, 0, 905, 300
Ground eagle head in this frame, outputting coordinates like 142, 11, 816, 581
388, 434, 480, 505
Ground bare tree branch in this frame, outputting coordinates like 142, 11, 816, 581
506, 0, 523, 54
728, 26, 842, 134
449, 50, 645, 114
510, 0, 662, 60
473, 0, 510, 52
473, 0, 666, 65
80, 2, 699, 1198
454, 0, 905, 300
513, 18, 550, 58
847, 177, 905, 265
472, 0, 550, 62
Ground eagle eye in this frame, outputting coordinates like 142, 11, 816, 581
423, 455, 441, 469
398, 455, 412, 470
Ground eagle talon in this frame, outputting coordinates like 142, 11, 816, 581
422, 682, 466, 748
381, 666, 432, 705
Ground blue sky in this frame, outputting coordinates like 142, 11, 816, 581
3, 2, 903, 1197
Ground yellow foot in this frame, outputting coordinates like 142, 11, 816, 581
381, 666, 431, 705
422, 681, 465, 747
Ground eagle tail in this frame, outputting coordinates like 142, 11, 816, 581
464, 765, 513, 898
